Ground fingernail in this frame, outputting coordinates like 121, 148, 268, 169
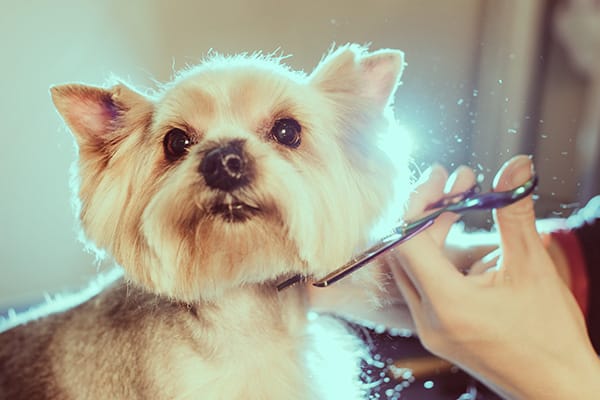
444, 170, 459, 194
510, 155, 533, 186
430, 163, 447, 180
444, 165, 470, 194
416, 163, 444, 185
528, 155, 535, 176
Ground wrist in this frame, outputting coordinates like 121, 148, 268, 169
466, 343, 600, 399
521, 350, 600, 400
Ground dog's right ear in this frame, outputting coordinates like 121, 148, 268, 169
309, 44, 405, 110
50, 83, 152, 153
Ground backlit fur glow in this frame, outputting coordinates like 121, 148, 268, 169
53, 45, 408, 302
0, 44, 412, 399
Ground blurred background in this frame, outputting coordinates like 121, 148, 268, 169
1, 0, 599, 311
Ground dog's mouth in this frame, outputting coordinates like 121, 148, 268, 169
210, 199, 260, 222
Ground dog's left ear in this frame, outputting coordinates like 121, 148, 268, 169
310, 45, 405, 109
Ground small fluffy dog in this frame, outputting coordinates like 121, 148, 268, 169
0, 44, 407, 399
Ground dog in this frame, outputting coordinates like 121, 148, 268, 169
0, 44, 408, 399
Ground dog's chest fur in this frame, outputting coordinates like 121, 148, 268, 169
0, 282, 364, 400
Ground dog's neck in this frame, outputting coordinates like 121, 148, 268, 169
187, 282, 309, 347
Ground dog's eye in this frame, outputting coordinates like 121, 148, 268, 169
270, 118, 301, 148
163, 128, 192, 160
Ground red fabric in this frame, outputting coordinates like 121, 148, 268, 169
551, 230, 589, 317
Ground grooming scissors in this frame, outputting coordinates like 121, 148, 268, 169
277, 173, 538, 291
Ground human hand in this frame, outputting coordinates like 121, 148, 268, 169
390, 155, 600, 399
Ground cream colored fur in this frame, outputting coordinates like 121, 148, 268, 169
0, 44, 408, 399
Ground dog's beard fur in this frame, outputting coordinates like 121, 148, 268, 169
52, 45, 408, 302
1, 44, 409, 399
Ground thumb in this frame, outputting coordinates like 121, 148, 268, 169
492, 155, 540, 263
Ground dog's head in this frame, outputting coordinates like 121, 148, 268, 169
51, 45, 408, 301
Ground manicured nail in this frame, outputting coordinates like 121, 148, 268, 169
444, 165, 470, 194
417, 163, 444, 185
511, 155, 534, 186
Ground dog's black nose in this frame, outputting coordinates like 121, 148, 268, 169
199, 140, 250, 191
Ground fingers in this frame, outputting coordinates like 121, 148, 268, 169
392, 164, 476, 298
405, 164, 477, 217
430, 166, 477, 245
468, 248, 501, 275
443, 165, 477, 197
405, 165, 476, 246
404, 164, 448, 220
492, 155, 542, 267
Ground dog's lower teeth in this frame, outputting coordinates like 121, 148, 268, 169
211, 203, 258, 221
